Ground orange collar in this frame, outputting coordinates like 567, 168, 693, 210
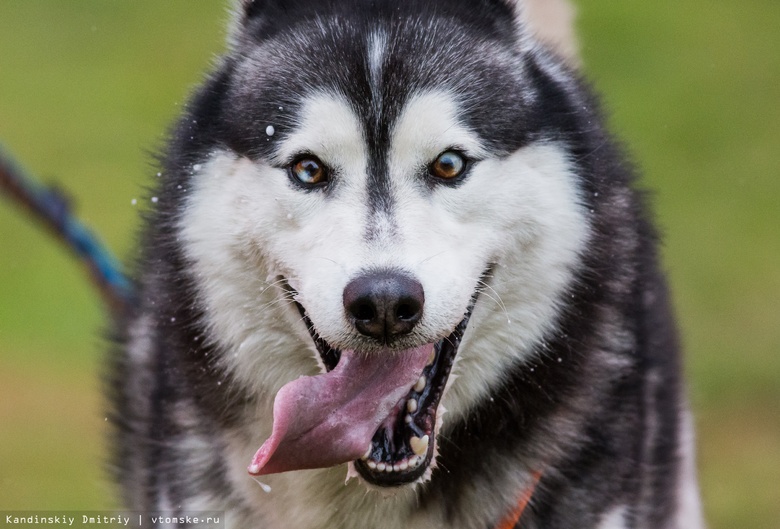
494, 470, 543, 529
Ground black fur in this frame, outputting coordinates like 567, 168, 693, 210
109, 1, 698, 527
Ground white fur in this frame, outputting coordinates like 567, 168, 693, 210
368, 30, 387, 121
597, 506, 628, 529
156, 490, 177, 529
674, 408, 706, 529
131, 3, 697, 528
179, 88, 588, 528
388, 91, 589, 421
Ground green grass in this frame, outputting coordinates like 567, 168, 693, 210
1, 1, 778, 527
579, 3, 780, 526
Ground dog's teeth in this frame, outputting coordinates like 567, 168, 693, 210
413, 376, 426, 392
410, 435, 429, 456
406, 399, 418, 413
427, 349, 436, 366
365, 458, 419, 474
404, 414, 413, 424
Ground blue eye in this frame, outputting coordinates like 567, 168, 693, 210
290, 156, 328, 185
430, 151, 466, 180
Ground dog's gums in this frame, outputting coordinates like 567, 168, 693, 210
354, 318, 467, 486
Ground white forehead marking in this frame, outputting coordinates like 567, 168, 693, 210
368, 32, 386, 78
367, 30, 387, 121
276, 92, 366, 170
390, 91, 488, 172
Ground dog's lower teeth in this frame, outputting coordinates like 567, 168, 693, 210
406, 399, 418, 413
364, 456, 420, 474
404, 415, 413, 424
413, 376, 426, 392
410, 435, 429, 456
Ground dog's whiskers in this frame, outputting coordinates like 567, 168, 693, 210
475, 279, 510, 324
257, 275, 301, 297
416, 250, 450, 266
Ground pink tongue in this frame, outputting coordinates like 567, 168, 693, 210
248, 344, 433, 476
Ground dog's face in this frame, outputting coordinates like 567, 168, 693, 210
177, 0, 588, 489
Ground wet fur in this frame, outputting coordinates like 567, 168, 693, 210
109, 1, 704, 527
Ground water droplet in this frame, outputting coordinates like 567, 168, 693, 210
266, 125, 275, 136
250, 477, 272, 493
151, 197, 159, 203
131, 198, 137, 206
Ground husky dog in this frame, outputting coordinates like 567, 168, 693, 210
110, 0, 705, 527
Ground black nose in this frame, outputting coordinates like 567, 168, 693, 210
343, 270, 425, 342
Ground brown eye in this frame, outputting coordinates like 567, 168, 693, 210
430, 151, 466, 180
291, 156, 328, 185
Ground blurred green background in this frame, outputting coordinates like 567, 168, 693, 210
0, 1, 777, 527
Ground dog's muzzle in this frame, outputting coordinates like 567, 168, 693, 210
248, 269, 482, 488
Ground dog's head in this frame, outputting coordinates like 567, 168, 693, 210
176, 0, 589, 488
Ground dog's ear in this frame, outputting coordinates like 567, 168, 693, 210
236, 0, 267, 21
500, 0, 580, 64
227, 0, 276, 45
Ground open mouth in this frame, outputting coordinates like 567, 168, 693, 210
247, 277, 479, 488
303, 304, 473, 487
